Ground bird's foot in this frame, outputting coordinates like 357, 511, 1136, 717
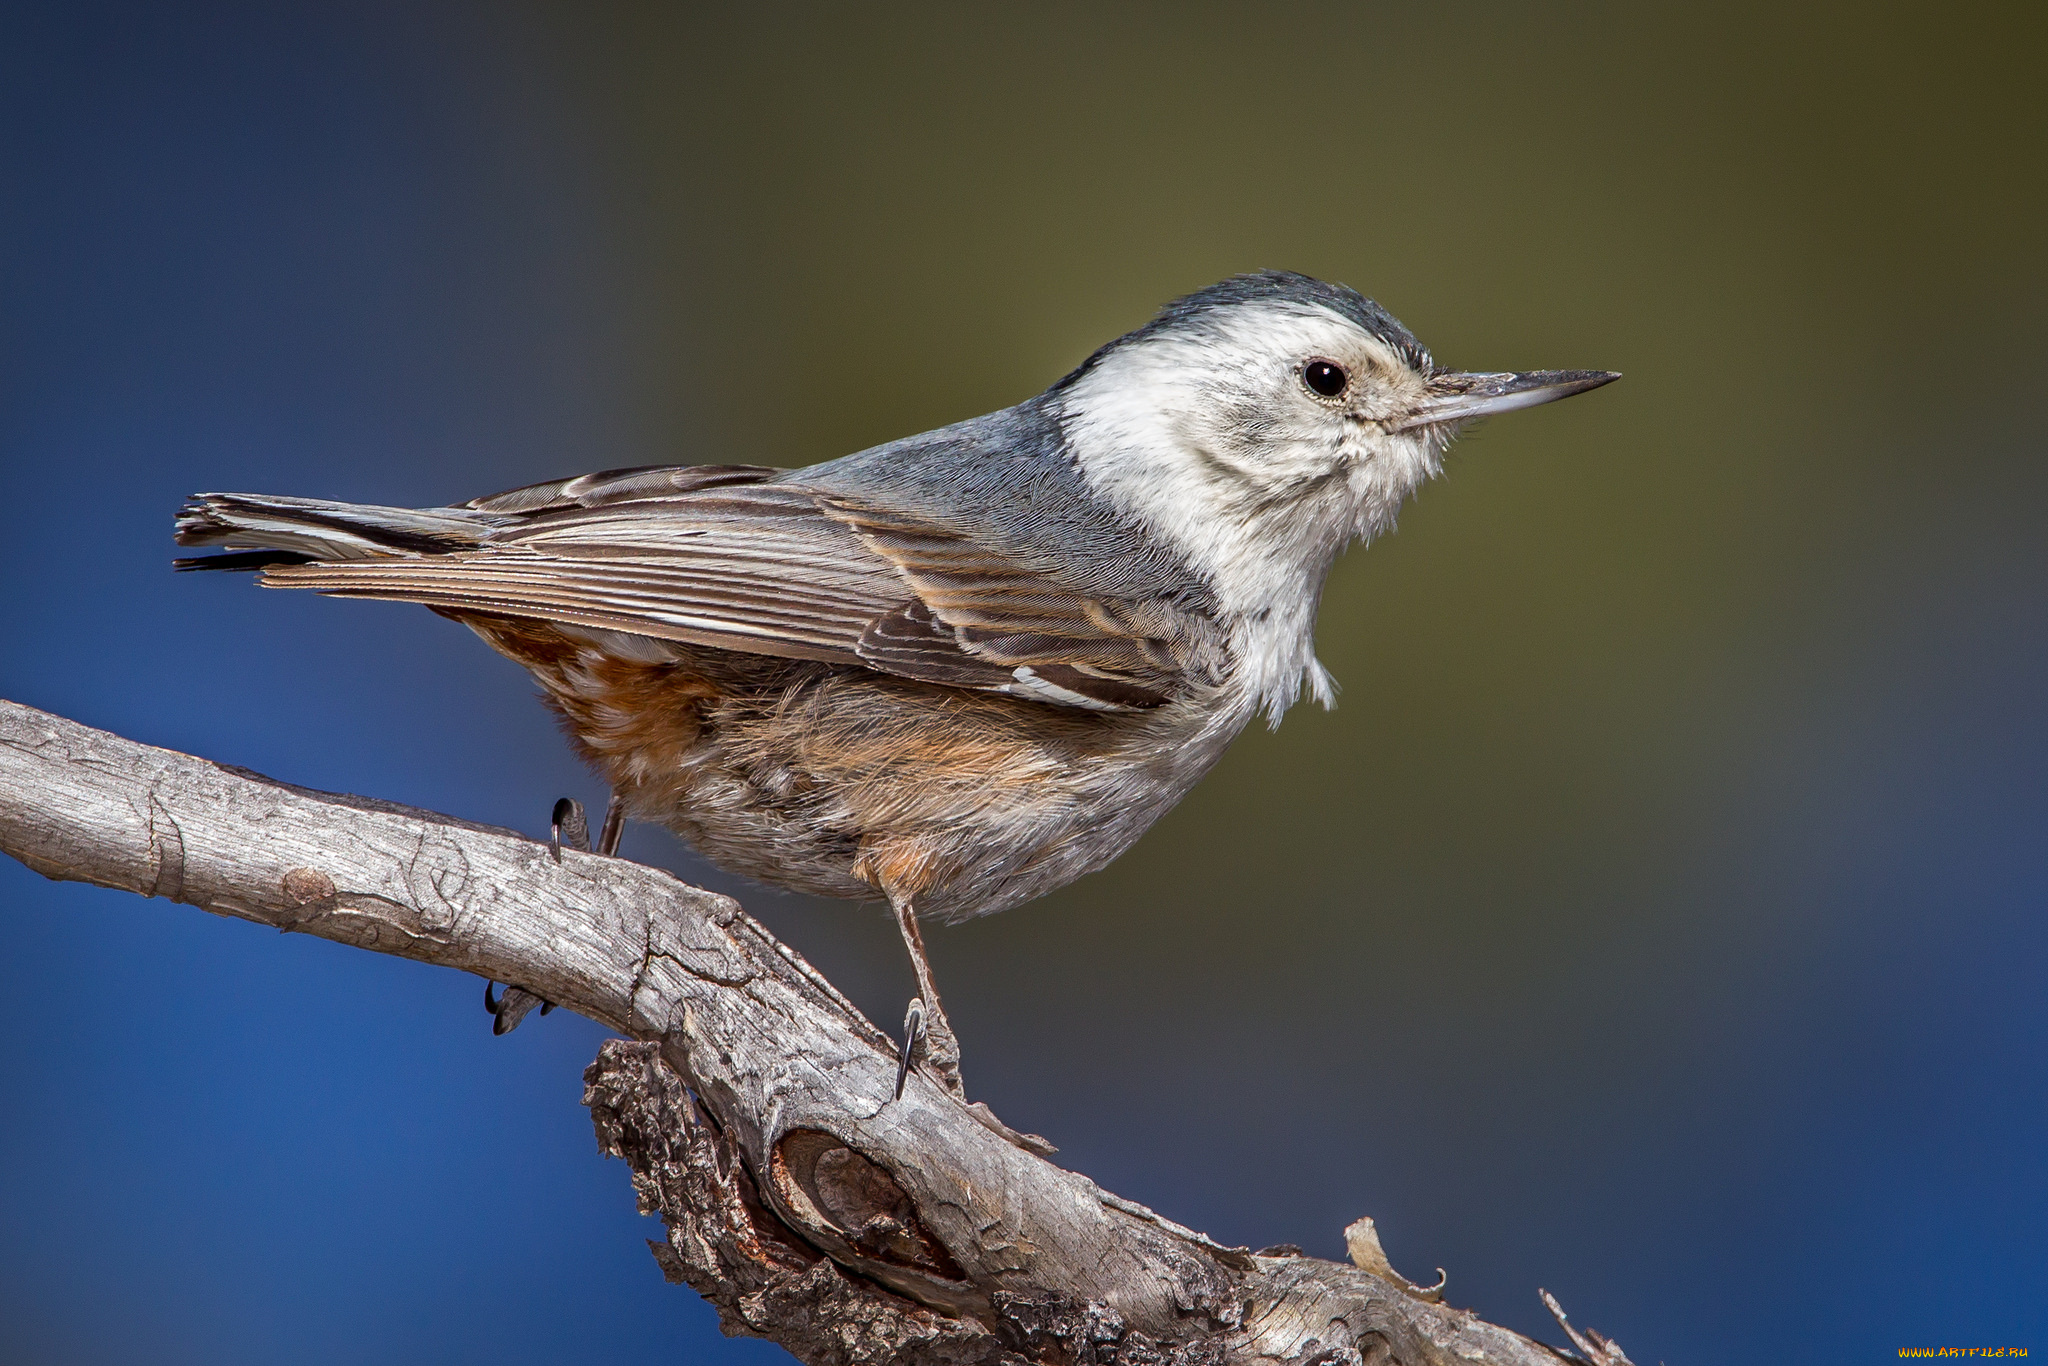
551, 796, 590, 860
893, 999, 924, 1098
493, 792, 614, 1033
552, 793, 625, 861
891, 1000, 1052, 1154
894, 994, 965, 1099
484, 979, 553, 1035
596, 793, 625, 856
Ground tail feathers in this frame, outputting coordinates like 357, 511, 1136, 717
173, 548, 318, 573
174, 492, 492, 568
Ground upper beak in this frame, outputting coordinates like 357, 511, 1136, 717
1390, 369, 1620, 432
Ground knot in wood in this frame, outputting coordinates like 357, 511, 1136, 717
770, 1129, 964, 1282
281, 866, 336, 905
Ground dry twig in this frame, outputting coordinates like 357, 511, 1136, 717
0, 698, 1632, 1366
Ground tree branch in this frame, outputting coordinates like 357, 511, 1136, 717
0, 698, 1628, 1366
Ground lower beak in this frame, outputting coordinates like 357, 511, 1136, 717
1390, 369, 1620, 432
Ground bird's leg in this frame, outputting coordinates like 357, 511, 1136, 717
595, 792, 626, 857
890, 894, 964, 1098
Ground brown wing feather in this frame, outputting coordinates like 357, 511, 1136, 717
811, 493, 1223, 708
855, 600, 1025, 691
462, 464, 784, 515
252, 469, 1219, 712
265, 483, 900, 668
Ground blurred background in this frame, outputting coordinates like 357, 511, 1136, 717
3, 2, 2044, 1361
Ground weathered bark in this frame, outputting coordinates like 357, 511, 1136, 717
0, 699, 1633, 1366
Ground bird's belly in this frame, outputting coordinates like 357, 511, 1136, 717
458, 613, 1246, 919
664, 668, 1242, 921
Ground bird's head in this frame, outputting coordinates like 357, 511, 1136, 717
1054, 270, 1617, 607
1048, 270, 1617, 718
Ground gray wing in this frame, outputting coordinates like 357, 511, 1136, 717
254, 465, 1221, 710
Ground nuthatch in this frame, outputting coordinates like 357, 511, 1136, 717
176, 271, 1617, 1096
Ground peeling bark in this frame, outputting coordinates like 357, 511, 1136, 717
0, 699, 1631, 1366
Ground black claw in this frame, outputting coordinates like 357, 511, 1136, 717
894, 999, 926, 1100
551, 797, 590, 862
486, 983, 548, 1035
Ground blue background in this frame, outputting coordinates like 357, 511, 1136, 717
3, 3, 2044, 1362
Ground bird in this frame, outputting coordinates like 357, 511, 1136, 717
174, 270, 1617, 1098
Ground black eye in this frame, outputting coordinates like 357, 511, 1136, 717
1302, 359, 1349, 398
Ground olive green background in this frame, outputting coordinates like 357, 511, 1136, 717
4, 3, 2043, 1361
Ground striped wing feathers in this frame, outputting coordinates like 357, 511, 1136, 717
269, 485, 897, 666
461, 463, 784, 516
815, 495, 1217, 708
246, 470, 1214, 711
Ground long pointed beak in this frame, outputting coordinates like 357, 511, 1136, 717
1390, 369, 1620, 432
